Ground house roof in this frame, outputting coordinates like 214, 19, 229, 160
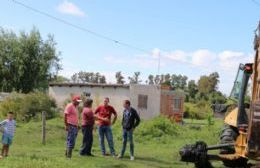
49, 82, 130, 88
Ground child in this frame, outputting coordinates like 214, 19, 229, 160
1, 112, 16, 158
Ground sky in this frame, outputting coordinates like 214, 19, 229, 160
0, 0, 260, 95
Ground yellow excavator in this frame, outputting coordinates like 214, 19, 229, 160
179, 22, 260, 168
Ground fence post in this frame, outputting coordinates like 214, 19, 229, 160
42, 111, 46, 145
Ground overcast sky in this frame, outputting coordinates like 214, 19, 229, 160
1, 0, 260, 95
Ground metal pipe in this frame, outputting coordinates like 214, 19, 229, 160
206, 143, 235, 150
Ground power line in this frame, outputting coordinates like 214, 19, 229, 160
9, 0, 223, 74
11, 0, 151, 54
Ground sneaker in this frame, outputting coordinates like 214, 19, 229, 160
130, 156, 134, 161
112, 154, 117, 158
117, 154, 123, 159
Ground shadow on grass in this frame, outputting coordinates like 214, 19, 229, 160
97, 163, 128, 168
135, 156, 173, 167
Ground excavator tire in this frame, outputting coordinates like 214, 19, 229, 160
220, 125, 248, 168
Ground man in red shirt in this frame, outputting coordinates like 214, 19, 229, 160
64, 95, 82, 158
95, 97, 117, 156
79, 99, 95, 156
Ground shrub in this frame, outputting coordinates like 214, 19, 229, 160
184, 101, 213, 120
134, 116, 180, 142
0, 92, 58, 122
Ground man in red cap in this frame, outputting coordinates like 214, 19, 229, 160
64, 95, 82, 158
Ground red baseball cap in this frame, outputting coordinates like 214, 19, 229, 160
72, 95, 82, 102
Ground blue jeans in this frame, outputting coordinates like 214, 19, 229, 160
98, 125, 115, 155
120, 129, 134, 157
66, 125, 78, 149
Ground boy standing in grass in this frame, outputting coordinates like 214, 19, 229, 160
118, 100, 140, 161
0, 112, 16, 158
64, 95, 82, 158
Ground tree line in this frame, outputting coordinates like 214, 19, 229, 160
0, 26, 226, 105
56, 70, 224, 104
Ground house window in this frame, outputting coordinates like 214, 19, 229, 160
138, 94, 148, 109
173, 98, 181, 111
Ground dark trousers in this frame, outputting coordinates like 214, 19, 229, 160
79, 125, 93, 155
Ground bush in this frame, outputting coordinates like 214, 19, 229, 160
0, 92, 58, 122
184, 101, 213, 120
134, 116, 180, 143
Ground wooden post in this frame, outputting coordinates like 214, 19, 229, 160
42, 111, 46, 145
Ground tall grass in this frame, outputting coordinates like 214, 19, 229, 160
0, 116, 224, 168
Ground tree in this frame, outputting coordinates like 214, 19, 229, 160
160, 74, 165, 84
115, 71, 125, 84
128, 72, 142, 84
0, 27, 61, 93
71, 73, 78, 83
179, 75, 188, 89
188, 80, 198, 99
198, 75, 211, 94
148, 75, 154, 85
50, 75, 70, 83
209, 72, 219, 92
154, 75, 160, 85
198, 72, 220, 95
93, 72, 100, 83
171, 74, 188, 89
99, 75, 106, 84
70, 71, 106, 84
164, 74, 171, 83
78, 71, 90, 83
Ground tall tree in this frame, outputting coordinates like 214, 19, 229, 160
209, 72, 219, 92
78, 71, 89, 83
154, 75, 160, 85
148, 75, 154, 85
50, 75, 70, 83
171, 74, 188, 89
198, 72, 220, 94
115, 71, 125, 84
0, 27, 61, 93
71, 71, 107, 84
99, 75, 106, 84
128, 72, 142, 84
188, 80, 198, 99
71, 73, 78, 83
198, 75, 210, 94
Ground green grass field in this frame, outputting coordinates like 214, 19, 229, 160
0, 117, 226, 168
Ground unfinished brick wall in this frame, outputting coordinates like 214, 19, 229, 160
160, 86, 184, 122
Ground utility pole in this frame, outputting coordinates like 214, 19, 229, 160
157, 52, 161, 75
